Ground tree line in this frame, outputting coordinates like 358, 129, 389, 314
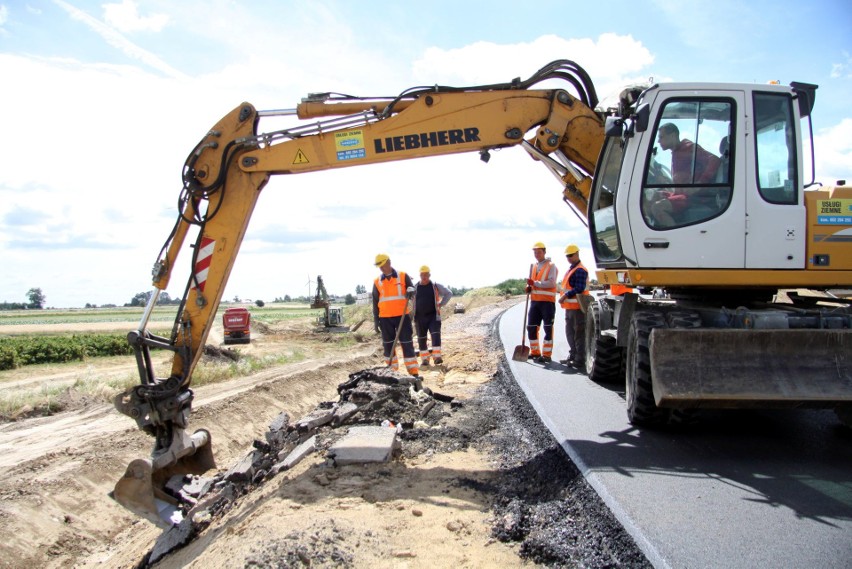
1, 283, 485, 311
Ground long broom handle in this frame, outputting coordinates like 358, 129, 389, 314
520, 263, 533, 347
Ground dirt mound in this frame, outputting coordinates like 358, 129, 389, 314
202, 344, 242, 363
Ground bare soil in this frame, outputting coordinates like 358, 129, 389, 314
0, 297, 649, 568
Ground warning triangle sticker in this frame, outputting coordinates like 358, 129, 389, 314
293, 149, 309, 164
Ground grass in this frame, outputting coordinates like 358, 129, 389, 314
0, 347, 310, 421
0, 302, 334, 421
0, 292, 491, 421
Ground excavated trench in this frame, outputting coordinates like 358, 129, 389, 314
137, 319, 650, 568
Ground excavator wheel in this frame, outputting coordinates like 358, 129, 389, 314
584, 303, 623, 384
625, 311, 668, 427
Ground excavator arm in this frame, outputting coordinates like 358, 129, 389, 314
112, 60, 607, 526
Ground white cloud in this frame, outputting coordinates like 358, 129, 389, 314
813, 118, 852, 185
830, 51, 851, 79
412, 33, 654, 103
52, 0, 186, 79
102, 0, 168, 33
0, 29, 654, 307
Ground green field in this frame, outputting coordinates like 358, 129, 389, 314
0, 303, 326, 327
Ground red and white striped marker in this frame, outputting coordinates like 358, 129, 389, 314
193, 236, 215, 291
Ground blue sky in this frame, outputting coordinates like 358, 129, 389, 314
1, 0, 851, 308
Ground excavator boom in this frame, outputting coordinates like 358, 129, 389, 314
113, 60, 608, 525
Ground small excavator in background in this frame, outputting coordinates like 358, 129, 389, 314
113, 59, 851, 527
310, 275, 344, 327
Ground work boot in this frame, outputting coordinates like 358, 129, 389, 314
433, 357, 443, 365
421, 358, 430, 366
536, 355, 552, 364
559, 357, 572, 364
570, 359, 585, 369
527, 353, 537, 360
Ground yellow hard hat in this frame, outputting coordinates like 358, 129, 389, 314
419, 265, 430, 274
532, 242, 546, 250
565, 244, 580, 255
374, 253, 389, 267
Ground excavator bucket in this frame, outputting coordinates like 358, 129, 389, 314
650, 329, 852, 408
112, 429, 216, 528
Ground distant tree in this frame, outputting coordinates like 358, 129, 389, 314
255, 299, 265, 307
233, 295, 241, 303
0, 302, 28, 310
284, 294, 291, 302
344, 293, 355, 305
495, 278, 526, 296
355, 285, 366, 294
448, 286, 471, 297
128, 291, 152, 307
27, 288, 46, 309
85, 303, 97, 309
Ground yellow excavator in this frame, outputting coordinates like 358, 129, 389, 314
113, 60, 852, 526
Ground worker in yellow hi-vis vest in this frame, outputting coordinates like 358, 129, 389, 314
558, 244, 590, 370
525, 242, 559, 364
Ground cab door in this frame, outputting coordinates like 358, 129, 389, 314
743, 90, 807, 268
624, 89, 747, 269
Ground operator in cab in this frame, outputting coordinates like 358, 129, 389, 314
650, 122, 721, 226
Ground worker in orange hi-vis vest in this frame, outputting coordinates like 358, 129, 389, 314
525, 242, 559, 364
558, 244, 590, 370
413, 265, 453, 367
371, 253, 420, 378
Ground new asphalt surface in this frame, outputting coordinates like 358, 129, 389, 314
498, 301, 852, 569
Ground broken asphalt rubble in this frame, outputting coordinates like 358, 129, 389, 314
146, 367, 456, 565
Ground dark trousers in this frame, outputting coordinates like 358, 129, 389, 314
565, 309, 586, 362
527, 301, 555, 355
379, 315, 416, 359
415, 313, 441, 353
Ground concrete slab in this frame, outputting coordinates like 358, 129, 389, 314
327, 426, 398, 466
295, 407, 335, 431
265, 411, 291, 446
224, 450, 260, 482
272, 435, 317, 473
150, 517, 193, 563
331, 402, 359, 426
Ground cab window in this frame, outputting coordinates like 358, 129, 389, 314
641, 99, 734, 229
753, 92, 797, 204
590, 137, 625, 263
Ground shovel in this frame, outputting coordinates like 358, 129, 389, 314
512, 264, 534, 361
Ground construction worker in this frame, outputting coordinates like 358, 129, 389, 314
525, 242, 558, 363
559, 244, 590, 369
413, 265, 453, 366
371, 253, 420, 377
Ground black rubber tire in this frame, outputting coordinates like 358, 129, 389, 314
836, 406, 852, 429
625, 311, 668, 427
585, 304, 623, 383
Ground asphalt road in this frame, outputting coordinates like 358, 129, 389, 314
498, 301, 852, 569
